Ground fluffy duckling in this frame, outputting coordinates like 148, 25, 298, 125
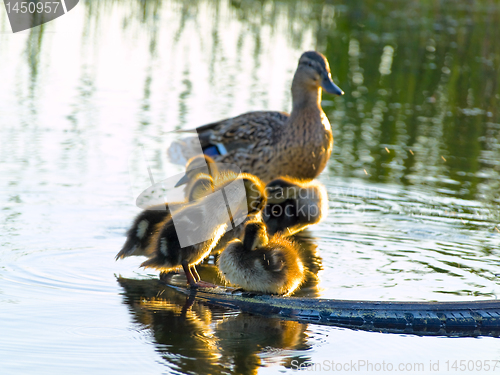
141, 173, 267, 287
217, 220, 305, 295
263, 177, 328, 236
175, 154, 218, 195
170, 51, 344, 183
116, 202, 172, 260
116, 155, 215, 260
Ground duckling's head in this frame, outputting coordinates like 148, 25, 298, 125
265, 177, 300, 204
241, 174, 267, 214
186, 174, 214, 201
241, 220, 269, 250
263, 177, 328, 235
175, 154, 218, 187
294, 51, 343, 97
266, 177, 326, 205
209, 171, 266, 219
188, 154, 217, 174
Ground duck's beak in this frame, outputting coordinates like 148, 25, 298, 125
174, 173, 189, 187
321, 73, 344, 96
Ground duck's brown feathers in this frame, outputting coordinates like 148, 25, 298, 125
170, 51, 342, 183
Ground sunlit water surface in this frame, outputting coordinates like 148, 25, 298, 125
1, 1, 499, 374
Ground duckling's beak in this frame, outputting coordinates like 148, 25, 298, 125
174, 173, 189, 187
321, 73, 344, 96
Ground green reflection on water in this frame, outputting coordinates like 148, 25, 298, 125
320, 0, 500, 201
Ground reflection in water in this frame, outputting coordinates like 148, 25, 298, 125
323, 1, 500, 202
116, 234, 321, 373
216, 314, 307, 374
118, 278, 226, 374
289, 234, 323, 298
117, 277, 309, 374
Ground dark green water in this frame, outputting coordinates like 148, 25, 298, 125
0, 1, 499, 374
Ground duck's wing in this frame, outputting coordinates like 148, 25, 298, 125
177, 111, 289, 154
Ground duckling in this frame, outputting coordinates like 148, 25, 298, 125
115, 156, 216, 260
169, 51, 344, 183
175, 154, 218, 196
263, 177, 328, 236
187, 168, 269, 255
217, 220, 305, 295
115, 202, 172, 260
141, 173, 267, 287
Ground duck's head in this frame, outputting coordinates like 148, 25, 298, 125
241, 220, 269, 250
175, 154, 218, 187
294, 51, 343, 96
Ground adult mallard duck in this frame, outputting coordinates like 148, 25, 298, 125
217, 220, 305, 295
169, 51, 343, 183
115, 155, 216, 260
141, 173, 267, 287
263, 177, 328, 236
